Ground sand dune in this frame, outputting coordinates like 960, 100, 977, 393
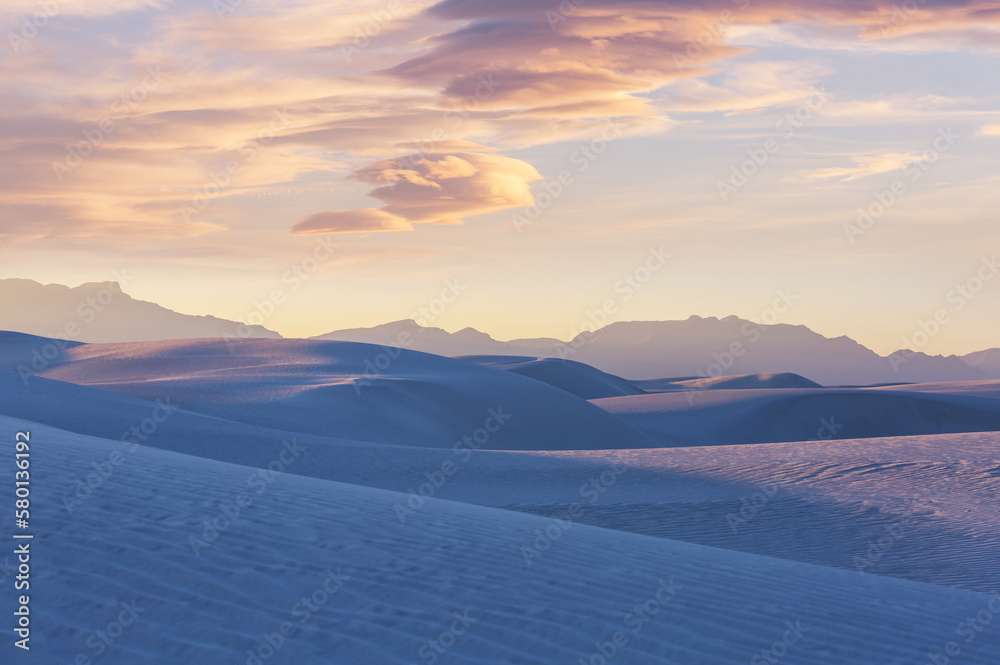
594, 387, 1000, 446
863, 379, 1000, 399
9, 416, 1000, 664
633, 372, 822, 392
3, 372, 998, 591
4, 333, 1000, 663
9, 337, 655, 451
460, 355, 645, 399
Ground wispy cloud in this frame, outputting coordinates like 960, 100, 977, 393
291, 208, 413, 235
804, 152, 924, 182
2, 0, 999, 247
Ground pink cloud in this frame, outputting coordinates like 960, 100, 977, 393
291, 208, 414, 234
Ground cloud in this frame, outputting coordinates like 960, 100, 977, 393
349, 150, 542, 225
156, 0, 442, 72
667, 60, 832, 114
3, 0, 999, 250
291, 208, 413, 234
818, 94, 964, 122
384, 5, 739, 115
804, 152, 924, 181
289, 149, 543, 234
0, 0, 164, 17
980, 124, 1000, 136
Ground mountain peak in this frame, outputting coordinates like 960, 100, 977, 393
0, 277, 280, 343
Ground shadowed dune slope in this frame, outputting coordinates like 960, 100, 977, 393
4, 336, 655, 451
593, 388, 1000, 445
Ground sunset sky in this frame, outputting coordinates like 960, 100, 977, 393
2, 0, 999, 355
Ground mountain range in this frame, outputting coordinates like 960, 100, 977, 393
0, 278, 279, 343
312, 318, 994, 385
2, 277, 995, 385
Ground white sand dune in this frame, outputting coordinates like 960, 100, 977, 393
8, 416, 1000, 664
9, 337, 655, 451
460, 355, 645, 398
4, 372, 999, 591
4, 334, 1000, 663
863, 379, 1000, 399
594, 387, 1000, 446
633, 372, 823, 393
515, 432, 1000, 592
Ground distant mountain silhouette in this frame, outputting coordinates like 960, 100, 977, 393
963, 348, 1000, 375
310, 319, 509, 356
0, 278, 280, 343
2, 278, 994, 384
315, 315, 993, 385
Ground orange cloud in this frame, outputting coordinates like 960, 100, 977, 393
3, 0, 999, 249
804, 152, 925, 181
291, 208, 413, 234
349, 150, 543, 225
289, 149, 543, 234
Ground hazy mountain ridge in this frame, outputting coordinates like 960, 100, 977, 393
0, 278, 281, 343
315, 315, 992, 385
963, 348, 1000, 374
1, 278, 993, 384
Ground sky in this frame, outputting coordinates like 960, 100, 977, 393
1, 0, 999, 356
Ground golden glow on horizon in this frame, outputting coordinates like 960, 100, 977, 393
1, 0, 999, 356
